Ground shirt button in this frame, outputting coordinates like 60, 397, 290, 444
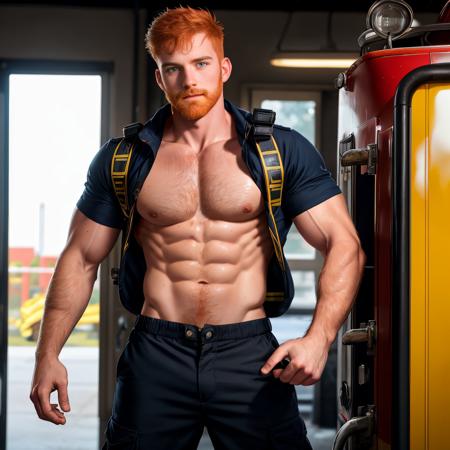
205, 331, 213, 339
185, 329, 193, 337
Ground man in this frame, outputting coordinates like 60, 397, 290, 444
30, 6, 366, 450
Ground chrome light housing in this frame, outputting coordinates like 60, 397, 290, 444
366, 0, 414, 39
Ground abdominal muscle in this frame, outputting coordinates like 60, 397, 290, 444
134, 209, 274, 329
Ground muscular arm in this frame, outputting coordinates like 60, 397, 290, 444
293, 193, 366, 346
34, 208, 121, 359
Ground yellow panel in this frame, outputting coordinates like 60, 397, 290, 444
410, 84, 450, 449
428, 84, 450, 448
410, 85, 428, 450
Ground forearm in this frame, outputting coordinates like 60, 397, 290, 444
35, 248, 98, 360
305, 240, 366, 346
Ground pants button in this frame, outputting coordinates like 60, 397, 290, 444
205, 330, 213, 339
185, 329, 194, 337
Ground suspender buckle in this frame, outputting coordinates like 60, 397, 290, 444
123, 122, 143, 140
247, 108, 276, 142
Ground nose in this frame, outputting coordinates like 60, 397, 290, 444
182, 66, 197, 89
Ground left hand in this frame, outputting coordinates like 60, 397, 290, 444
260, 333, 331, 386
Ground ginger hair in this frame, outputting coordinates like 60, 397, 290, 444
145, 6, 225, 64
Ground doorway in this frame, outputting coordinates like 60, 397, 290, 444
0, 60, 111, 450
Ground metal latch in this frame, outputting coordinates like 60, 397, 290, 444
111, 267, 119, 285
340, 143, 377, 175
332, 405, 376, 450
342, 320, 376, 352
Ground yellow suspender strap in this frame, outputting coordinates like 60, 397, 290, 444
254, 135, 286, 275
111, 137, 137, 257
111, 138, 136, 220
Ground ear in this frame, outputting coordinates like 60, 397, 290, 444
221, 57, 232, 83
155, 68, 164, 91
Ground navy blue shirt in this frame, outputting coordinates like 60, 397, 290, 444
76, 98, 342, 317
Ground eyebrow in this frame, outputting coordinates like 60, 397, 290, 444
161, 56, 213, 68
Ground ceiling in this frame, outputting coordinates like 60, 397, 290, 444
0, 0, 445, 13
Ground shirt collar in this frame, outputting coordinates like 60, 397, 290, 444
138, 97, 252, 154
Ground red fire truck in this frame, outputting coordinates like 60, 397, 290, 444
332, 1, 450, 449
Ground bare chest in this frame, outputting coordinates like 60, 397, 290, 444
135, 138, 264, 225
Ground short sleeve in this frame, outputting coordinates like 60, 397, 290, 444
76, 139, 125, 229
282, 130, 342, 219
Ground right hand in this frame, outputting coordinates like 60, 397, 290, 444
29, 355, 71, 425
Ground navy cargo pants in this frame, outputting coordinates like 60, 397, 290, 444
102, 314, 313, 449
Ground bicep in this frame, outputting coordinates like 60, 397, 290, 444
64, 207, 121, 268
292, 193, 360, 254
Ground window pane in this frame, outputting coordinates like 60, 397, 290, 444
261, 99, 316, 144
291, 270, 317, 309
284, 228, 315, 259
8, 73, 102, 450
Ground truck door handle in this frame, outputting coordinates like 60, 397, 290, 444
342, 320, 376, 350
332, 406, 375, 450
340, 143, 377, 174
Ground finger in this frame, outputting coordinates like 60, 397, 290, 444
51, 403, 67, 423
260, 350, 287, 375
30, 389, 45, 420
56, 382, 71, 412
51, 403, 65, 415
37, 388, 66, 424
272, 368, 283, 378
296, 377, 318, 386
274, 365, 294, 382
286, 369, 311, 385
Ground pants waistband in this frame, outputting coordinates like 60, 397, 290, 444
133, 314, 272, 341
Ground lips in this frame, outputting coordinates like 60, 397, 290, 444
183, 94, 203, 99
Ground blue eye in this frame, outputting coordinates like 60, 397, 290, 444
165, 61, 208, 73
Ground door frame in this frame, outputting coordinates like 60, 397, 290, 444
0, 58, 113, 450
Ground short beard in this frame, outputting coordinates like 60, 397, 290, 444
165, 77, 223, 121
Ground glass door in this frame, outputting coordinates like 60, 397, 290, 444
0, 61, 110, 450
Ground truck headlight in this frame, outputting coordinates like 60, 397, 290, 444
366, 0, 414, 39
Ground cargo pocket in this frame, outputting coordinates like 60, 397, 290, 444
104, 416, 139, 450
269, 414, 312, 450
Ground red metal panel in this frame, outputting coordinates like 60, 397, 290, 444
338, 45, 450, 448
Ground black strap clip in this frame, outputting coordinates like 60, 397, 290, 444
245, 108, 276, 142
123, 122, 143, 140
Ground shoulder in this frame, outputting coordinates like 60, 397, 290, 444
97, 137, 122, 156
272, 127, 325, 173
96, 136, 134, 160
273, 123, 291, 132
87, 137, 123, 177
272, 124, 306, 149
